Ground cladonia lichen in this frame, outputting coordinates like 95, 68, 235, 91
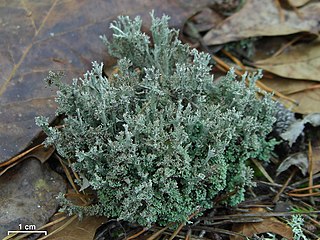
36, 12, 277, 227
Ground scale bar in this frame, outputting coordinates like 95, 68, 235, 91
8, 230, 47, 235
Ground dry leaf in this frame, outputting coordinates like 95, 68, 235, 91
286, 89, 320, 114
281, 113, 320, 146
255, 40, 320, 81
280, 120, 305, 146
45, 216, 107, 240
261, 75, 317, 95
0, 0, 212, 163
251, 35, 302, 62
277, 152, 308, 176
203, 0, 320, 46
304, 113, 320, 126
25, 145, 55, 163
187, 8, 224, 33
277, 147, 320, 176
288, 0, 312, 7
260, 76, 320, 114
230, 208, 293, 240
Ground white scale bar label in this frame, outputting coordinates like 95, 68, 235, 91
8, 230, 48, 235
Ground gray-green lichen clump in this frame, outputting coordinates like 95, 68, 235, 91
36, 13, 276, 227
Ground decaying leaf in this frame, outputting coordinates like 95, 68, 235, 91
255, 40, 320, 81
281, 113, 320, 146
277, 146, 320, 177
0, 0, 212, 163
23, 145, 55, 164
261, 75, 317, 95
304, 113, 320, 126
203, 0, 320, 46
45, 215, 107, 240
280, 120, 305, 146
79, 174, 90, 192
277, 152, 309, 176
288, 0, 312, 8
286, 89, 320, 114
261, 76, 320, 114
186, 8, 224, 33
230, 208, 293, 240
277, 112, 320, 176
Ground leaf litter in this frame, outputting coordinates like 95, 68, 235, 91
255, 40, 320, 81
0, 0, 213, 163
203, 0, 320, 46
1, 0, 320, 239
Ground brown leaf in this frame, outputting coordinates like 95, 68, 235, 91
0, 0, 212, 163
277, 152, 308, 176
203, 0, 320, 46
288, 0, 312, 8
255, 40, 320, 81
260, 76, 320, 114
187, 8, 224, 33
26, 145, 55, 163
261, 75, 317, 95
230, 208, 293, 240
45, 215, 107, 240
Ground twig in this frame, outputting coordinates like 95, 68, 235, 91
251, 158, 274, 183
288, 183, 320, 197
215, 63, 228, 73
288, 192, 320, 197
255, 180, 292, 189
307, 216, 320, 228
301, 227, 319, 239
38, 215, 68, 229
286, 0, 304, 19
169, 210, 200, 240
185, 229, 191, 240
238, 203, 275, 208
191, 226, 247, 238
255, 80, 298, 105
212, 55, 237, 72
0, 158, 24, 176
290, 172, 320, 188
146, 224, 174, 240
308, 141, 314, 195
38, 215, 78, 240
289, 184, 320, 192
201, 218, 264, 225
274, 0, 285, 23
68, 157, 81, 182
199, 211, 320, 221
169, 222, 186, 240
7, 215, 72, 240
221, 49, 246, 70
56, 153, 88, 205
0, 144, 43, 168
287, 83, 320, 95
271, 34, 305, 57
126, 228, 148, 240
273, 167, 297, 203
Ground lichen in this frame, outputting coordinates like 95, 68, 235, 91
36, 12, 276, 227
